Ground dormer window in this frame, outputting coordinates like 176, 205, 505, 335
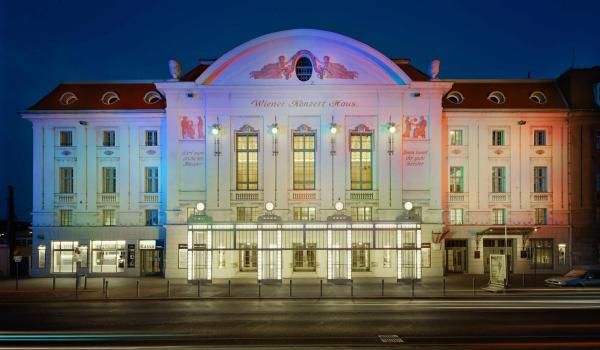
487, 91, 506, 104
446, 91, 464, 104
59, 92, 78, 105
529, 91, 547, 104
143, 91, 162, 104
101, 91, 120, 105
295, 57, 313, 82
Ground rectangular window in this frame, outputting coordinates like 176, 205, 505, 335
449, 166, 464, 193
102, 130, 116, 147
59, 167, 74, 193
103, 209, 116, 226
59, 209, 73, 226
450, 208, 464, 224
59, 130, 73, 147
492, 130, 505, 146
102, 167, 116, 193
236, 207, 257, 222
293, 133, 316, 190
492, 167, 506, 193
533, 166, 548, 192
450, 129, 463, 146
293, 207, 316, 221
145, 130, 158, 146
236, 133, 259, 190
145, 167, 159, 193
178, 244, 187, 269
145, 209, 159, 226
293, 243, 316, 272
534, 208, 547, 225
351, 243, 370, 271
52, 241, 78, 273
531, 239, 553, 269
239, 243, 258, 271
91, 240, 126, 273
493, 208, 505, 225
38, 245, 46, 269
534, 130, 546, 146
351, 207, 372, 221
350, 132, 372, 190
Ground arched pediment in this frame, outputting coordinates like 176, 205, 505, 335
197, 29, 411, 86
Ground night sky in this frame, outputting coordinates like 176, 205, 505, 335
1, 0, 599, 221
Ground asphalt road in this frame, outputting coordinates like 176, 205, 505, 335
2, 297, 600, 349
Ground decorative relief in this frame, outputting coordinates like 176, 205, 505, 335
535, 149, 545, 155
238, 124, 258, 133
146, 149, 156, 155
494, 149, 503, 155
294, 124, 315, 133
61, 150, 71, 156
402, 115, 428, 140
250, 50, 358, 80
179, 116, 204, 140
103, 150, 114, 155
352, 124, 371, 133
451, 149, 461, 155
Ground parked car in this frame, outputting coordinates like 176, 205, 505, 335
544, 269, 600, 287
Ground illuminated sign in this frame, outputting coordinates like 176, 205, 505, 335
139, 240, 156, 250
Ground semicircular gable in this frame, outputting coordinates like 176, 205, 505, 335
197, 29, 411, 86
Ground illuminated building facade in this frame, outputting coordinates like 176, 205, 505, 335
23, 29, 581, 279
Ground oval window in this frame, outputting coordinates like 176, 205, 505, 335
295, 57, 312, 82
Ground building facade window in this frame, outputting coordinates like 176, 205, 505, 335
91, 240, 126, 273
535, 208, 548, 225
59, 167, 74, 193
236, 133, 259, 190
293, 133, 316, 190
239, 243, 258, 271
493, 208, 506, 225
145, 167, 159, 193
102, 130, 116, 147
59, 209, 73, 226
533, 166, 548, 192
534, 130, 546, 146
531, 239, 553, 269
236, 207, 257, 222
52, 241, 79, 273
351, 243, 370, 271
351, 207, 372, 221
102, 167, 116, 193
178, 244, 187, 269
38, 245, 46, 269
103, 209, 116, 226
350, 132, 372, 190
293, 243, 316, 271
492, 167, 506, 193
145, 130, 158, 146
450, 129, 463, 146
293, 207, 316, 221
59, 130, 73, 147
450, 208, 464, 224
492, 130, 505, 146
449, 166, 464, 193
145, 209, 159, 226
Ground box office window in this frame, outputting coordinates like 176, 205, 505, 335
91, 240, 126, 273
350, 132, 372, 190
531, 239, 553, 269
293, 133, 316, 190
52, 241, 78, 273
236, 133, 259, 190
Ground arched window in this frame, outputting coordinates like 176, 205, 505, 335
59, 92, 78, 105
143, 91, 162, 104
529, 91, 547, 104
101, 91, 120, 105
295, 57, 313, 82
446, 91, 464, 104
487, 91, 506, 104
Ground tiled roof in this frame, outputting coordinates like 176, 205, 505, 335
443, 80, 568, 110
29, 83, 165, 110
180, 62, 212, 82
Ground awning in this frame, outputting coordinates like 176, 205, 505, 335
477, 227, 537, 237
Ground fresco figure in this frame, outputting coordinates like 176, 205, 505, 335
180, 116, 195, 139
197, 116, 204, 139
317, 56, 358, 79
414, 116, 428, 139
403, 115, 428, 140
250, 55, 293, 79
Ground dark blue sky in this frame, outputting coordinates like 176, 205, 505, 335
1, 0, 599, 220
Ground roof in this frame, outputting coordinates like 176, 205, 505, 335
557, 67, 600, 110
180, 62, 212, 82
29, 83, 165, 111
443, 80, 568, 110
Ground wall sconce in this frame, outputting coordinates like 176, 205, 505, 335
211, 123, 222, 156
387, 122, 396, 155
329, 121, 338, 156
271, 122, 279, 156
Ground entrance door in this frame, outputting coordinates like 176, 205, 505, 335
328, 229, 350, 281
483, 239, 514, 273
258, 230, 281, 281
141, 250, 163, 276
445, 240, 467, 273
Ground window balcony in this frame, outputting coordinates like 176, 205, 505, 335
230, 190, 263, 202
288, 190, 319, 201
55, 193, 76, 204
98, 193, 118, 205
142, 193, 160, 203
531, 192, 552, 203
448, 192, 468, 203
346, 190, 378, 201
489, 192, 510, 203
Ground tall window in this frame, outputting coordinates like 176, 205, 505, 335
531, 239, 553, 269
293, 207, 316, 221
145, 209, 159, 226
236, 207, 257, 222
102, 130, 116, 147
450, 129, 463, 146
236, 133, 259, 190
534, 130, 546, 146
102, 167, 116, 193
59, 209, 73, 226
59, 167, 74, 193
91, 240, 126, 273
293, 133, 316, 190
59, 130, 73, 147
449, 166, 464, 193
450, 208, 464, 224
145, 130, 158, 146
351, 207, 372, 221
493, 208, 505, 225
103, 209, 116, 226
351, 243, 370, 271
492, 167, 506, 193
145, 167, 158, 193
38, 245, 47, 269
492, 130, 505, 146
293, 243, 316, 271
350, 132, 372, 190
239, 243, 258, 271
52, 241, 78, 273
533, 166, 548, 192
534, 208, 547, 225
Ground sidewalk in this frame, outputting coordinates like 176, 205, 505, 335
1, 274, 597, 302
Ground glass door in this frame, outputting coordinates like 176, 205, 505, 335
141, 250, 163, 276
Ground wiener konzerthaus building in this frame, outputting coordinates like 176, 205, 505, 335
23, 29, 594, 281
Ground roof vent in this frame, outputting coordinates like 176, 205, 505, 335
144, 91, 162, 104
59, 92, 78, 105
487, 91, 506, 104
446, 91, 464, 104
529, 91, 547, 104
101, 91, 120, 105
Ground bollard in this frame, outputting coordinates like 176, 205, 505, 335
351, 279, 354, 297
522, 273, 525, 288
443, 277, 446, 296
289, 279, 293, 297
228, 280, 231, 297
382, 279, 385, 297
320, 279, 323, 297
472, 276, 476, 296
167, 280, 170, 297
84, 275, 88, 289
75, 275, 79, 298
197, 281, 201, 298
105, 281, 109, 299
411, 278, 415, 297
52, 276, 56, 290
137, 280, 140, 298
258, 280, 262, 299
102, 277, 106, 293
